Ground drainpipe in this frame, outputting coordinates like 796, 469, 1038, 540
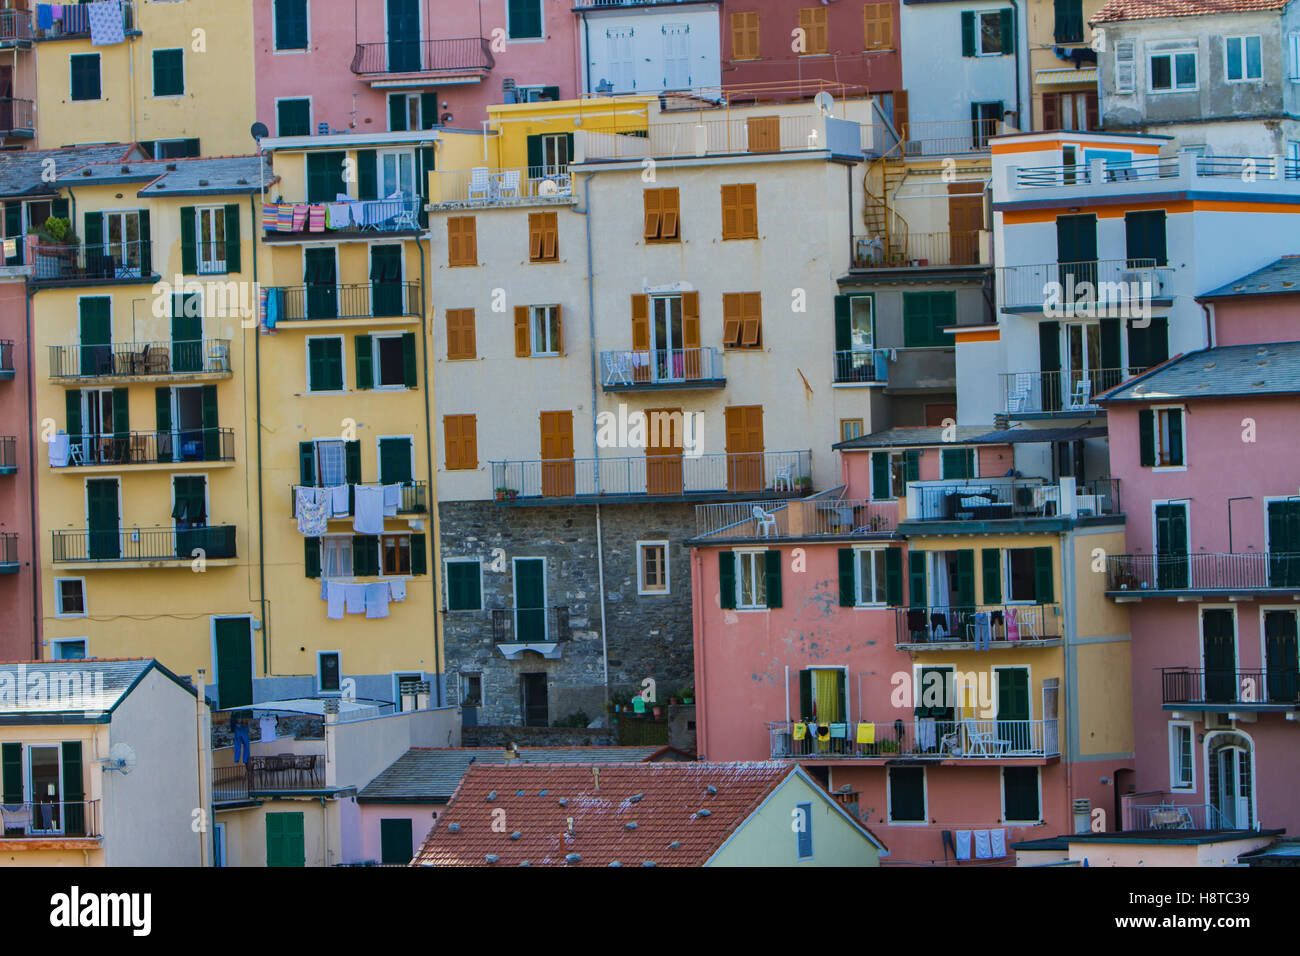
416, 232, 442, 705
23, 283, 38, 658
1012, 1, 1024, 130
583, 14, 591, 97
1201, 301, 1215, 348
195, 668, 210, 867
250, 194, 268, 679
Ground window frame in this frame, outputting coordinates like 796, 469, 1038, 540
195, 206, 227, 275
320, 534, 354, 580
1168, 720, 1196, 792
273, 0, 310, 53
1001, 766, 1043, 824
853, 547, 889, 608
637, 540, 670, 596
643, 187, 681, 243
444, 558, 484, 612
275, 97, 312, 137
445, 308, 476, 360
1148, 44, 1198, 93
460, 671, 484, 707
887, 766, 927, 824
730, 11, 760, 61
863, 1, 894, 52
1004, 548, 1038, 604
507, 0, 544, 41
380, 533, 412, 577
840, 419, 864, 443
151, 47, 185, 98
54, 577, 87, 619
529, 305, 562, 356
940, 447, 976, 480
443, 414, 478, 471
528, 212, 559, 263
735, 549, 769, 610
720, 183, 758, 241
1223, 35, 1263, 83
316, 650, 342, 696
69, 53, 102, 102
51, 637, 88, 661
795, 801, 814, 859
305, 334, 346, 394
1152, 405, 1186, 470
370, 332, 408, 389
976, 10, 1006, 57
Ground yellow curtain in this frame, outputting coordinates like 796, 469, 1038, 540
814, 670, 843, 723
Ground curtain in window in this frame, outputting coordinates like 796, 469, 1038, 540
317, 441, 346, 486
322, 538, 353, 578
813, 670, 843, 723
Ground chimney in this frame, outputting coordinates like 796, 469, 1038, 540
1072, 798, 1091, 834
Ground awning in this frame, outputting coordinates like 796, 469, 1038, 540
968, 425, 1108, 444
1035, 68, 1098, 86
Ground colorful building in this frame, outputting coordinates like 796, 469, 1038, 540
575, 0, 720, 96
0, 225, 34, 660
1027, 0, 1103, 133
0, 2, 37, 148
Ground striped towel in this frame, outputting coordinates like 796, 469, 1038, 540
291, 204, 308, 232
307, 205, 326, 232
262, 203, 279, 231
275, 204, 294, 233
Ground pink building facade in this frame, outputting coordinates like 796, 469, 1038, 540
0, 269, 37, 660
0, 4, 36, 149
253, 0, 580, 139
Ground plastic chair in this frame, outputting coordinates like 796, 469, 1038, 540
499, 169, 521, 198
752, 505, 777, 537
1069, 377, 1092, 409
468, 167, 491, 200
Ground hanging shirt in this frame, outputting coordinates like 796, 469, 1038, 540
87, 1, 124, 45
364, 583, 390, 619
353, 484, 385, 535
296, 486, 328, 537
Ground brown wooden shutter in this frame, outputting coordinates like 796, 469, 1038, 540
447, 308, 476, 360
731, 12, 759, 60
646, 406, 685, 495
514, 306, 531, 357
741, 292, 762, 347
661, 188, 679, 239
721, 185, 739, 238
724, 405, 765, 493
747, 116, 780, 153
738, 183, 757, 237
1042, 92, 1060, 131
447, 218, 461, 266
539, 410, 575, 497
448, 216, 476, 267
444, 414, 477, 470
682, 292, 701, 378
722, 293, 743, 347
544, 214, 558, 259
1085, 91, 1099, 130
865, 3, 893, 50
644, 189, 661, 240
631, 294, 650, 351
553, 304, 563, 354
799, 9, 827, 55
893, 90, 909, 139
528, 214, 543, 260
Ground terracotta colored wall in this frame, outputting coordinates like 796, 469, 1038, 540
0, 277, 36, 660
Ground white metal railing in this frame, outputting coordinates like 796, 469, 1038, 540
583, 114, 819, 162
432, 166, 573, 204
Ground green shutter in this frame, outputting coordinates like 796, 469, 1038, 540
4, 204, 20, 265
84, 211, 103, 255
277, 99, 310, 137
345, 440, 362, 484
354, 535, 379, 576
223, 204, 241, 273
137, 209, 151, 275
942, 448, 972, 479
155, 387, 172, 435
304, 536, 321, 577
961, 11, 976, 56
306, 153, 347, 204
1125, 210, 1167, 266
1128, 316, 1168, 373
1138, 409, 1155, 467
357, 149, 378, 201
719, 551, 736, 609
61, 741, 86, 836
354, 335, 374, 390
904, 451, 920, 491
1100, 318, 1121, 389
1004, 767, 1039, 822
838, 548, 855, 607
834, 294, 852, 353
871, 452, 891, 500
908, 551, 927, 607
267, 811, 306, 867
1039, 320, 1061, 412
526, 134, 544, 176
388, 94, 408, 132
401, 332, 418, 388
1, 742, 22, 804
420, 92, 438, 130
764, 550, 782, 608
448, 561, 481, 610
201, 384, 220, 460
955, 550, 975, 608
180, 206, 197, 274
982, 549, 1002, 605
999, 8, 1015, 51
1167, 409, 1184, 466
112, 388, 129, 442
509, 0, 543, 40
299, 441, 317, 486
1033, 547, 1054, 603
66, 390, 82, 440
798, 669, 812, 721
885, 549, 903, 606
214, 617, 253, 709
379, 438, 413, 484
410, 533, 427, 575
380, 818, 414, 865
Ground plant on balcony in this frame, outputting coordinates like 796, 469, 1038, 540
679, 684, 694, 704
493, 487, 519, 502
793, 476, 812, 492
28, 215, 77, 245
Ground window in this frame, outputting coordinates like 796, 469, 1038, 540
731, 11, 760, 60
321, 536, 353, 579
445, 559, 483, 611
854, 549, 889, 606
379, 818, 413, 865
70, 54, 101, 101
266, 811, 306, 867
1042, 90, 1096, 132
888, 767, 926, 823
721, 184, 758, 240
737, 550, 767, 609
1003, 767, 1041, 822
443, 414, 478, 470
1291, 33, 1300, 81
55, 579, 86, 617
940, 448, 975, 480
1005, 547, 1053, 603
388, 92, 435, 132
795, 802, 813, 859
864, 2, 893, 51
798, 8, 828, 55
1139, 407, 1185, 467
151, 138, 201, 159
1053, 0, 1083, 43
528, 212, 558, 262
722, 292, 762, 349
1224, 36, 1262, 82
52, 638, 87, 661
840, 419, 864, 443
195, 207, 226, 275
962, 9, 1013, 57
508, 0, 543, 40
638, 541, 670, 595
381, 534, 411, 576
530, 305, 562, 356
306, 337, 344, 392
152, 48, 184, 97
1150, 44, 1197, 92
643, 188, 680, 242
528, 133, 570, 176
317, 651, 341, 694
1124, 210, 1167, 266
902, 292, 955, 348
359, 333, 412, 388
460, 672, 483, 707
871, 450, 919, 499
277, 98, 311, 137
274, 0, 309, 51
445, 308, 476, 360
1169, 722, 1195, 791
447, 217, 477, 268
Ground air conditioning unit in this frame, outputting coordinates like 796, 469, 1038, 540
1205, 712, 1233, 729
1120, 268, 1164, 296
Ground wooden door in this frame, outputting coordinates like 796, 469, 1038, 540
514, 558, 546, 643
539, 410, 574, 497
725, 405, 764, 493
1264, 611, 1299, 703
646, 407, 683, 496
214, 617, 253, 710
747, 116, 780, 153
86, 478, 119, 559
1201, 609, 1236, 703
947, 182, 983, 265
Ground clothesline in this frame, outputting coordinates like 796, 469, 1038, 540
296, 484, 403, 536
261, 192, 413, 234
321, 578, 407, 620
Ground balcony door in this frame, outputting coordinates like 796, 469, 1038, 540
86, 477, 120, 560
304, 248, 338, 319
521, 673, 548, 728
1267, 499, 1300, 587
513, 558, 546, 645
173, 476, 208, 558
27, 745, 62, 834
1063, 321, 1101, 407
1201, 609, 1236, 703
947, 182, 983, 265
539, 410, 574, 497
996, 666, 1030, 752
1264, 610, 1300, 703
370, 245, 403, 317
1155, 502, 1189, 590
386, 0, 421, 73
80, 387, 119, 464
78, 296, 112, 377
725, 405, 764, 493
1056, 213, 1097, 288
103, 211, 143, 277
1208, 734, 1253, 829
171, 292, 202, 373
646, 407, 683, 496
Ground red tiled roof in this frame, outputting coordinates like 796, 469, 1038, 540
413, 762, 800, 867
1091, 0, 1290, 23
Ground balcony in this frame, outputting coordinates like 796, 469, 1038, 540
52, 526, 237, 565
264, 282, 422, 323
1009, 154, 1300, 198
866, 119, 1003, 158
0, 532, 16, 573
906, 476, 1120, 526
350, 37, 493, 80
1127, 803, 1232, 831
431, 166, 577, 210
693, 497, 897, 541
1161, 667, 1300, 711
51, 429, 235, 470
0, 9, 33, 46
896, 604, 1063, 650
768, 717, 1060, 760
492, 606, 571, 660
490, 451, 813, 504
261, 198, 422, 240
0, 436, 14, 474
213, 756, 325, 802
29, 240, 156, 288
575, 0, 701, 6
998, 258, 1174, 313
0, 98, 34, 138
0, 801, 101, 840
850, 231, 987, 270
600, 348, 724, 391
33, 1, 134, 40
290, 481, 429, 518
832, 348, 888, 385
1107, 552, 1300, 597
582, 114, 820, 163
1001, 367, 1150, 416
0, 340, 12, 379
49, 340, 232, 383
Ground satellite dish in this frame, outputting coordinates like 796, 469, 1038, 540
250, 122, 269, 141
106, 742, 137, 775
813, 91, 835, 116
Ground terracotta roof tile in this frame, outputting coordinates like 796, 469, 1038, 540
1091, 0, 1290, 23
412, 762, 796, 867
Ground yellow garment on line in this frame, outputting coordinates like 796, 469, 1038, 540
856, 722, 875, 744
793, 723, 807, 741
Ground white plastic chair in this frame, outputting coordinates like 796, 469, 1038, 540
772, 465, 794, 492
1006, 373, 1032, 413
963, 718, 1010, 756
752, 505, 777, 537
468, 167, 491, 201
1069, 377, 1092, 409
604, 352, 632, 386
499, 169, 521, 198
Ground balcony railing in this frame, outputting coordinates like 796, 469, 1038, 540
0, 436, 14, 471
1001, 367, 1142, 414
261, 198, 421, 236
491, 606, 571, 645
432, 166, 573, 205
350, 37, 493, 75
584, 114, 818, 162
490, 451, 813, 501
0, 9, 33, 44
0, 340, 12, 376
998, 258, 1172, 311
1107, 552, 1300, 592
908, 477, 1120, 522
833, 348, 888, 384
768, 717, 1060, 759
0, 98, 34, 135
600, 348, 723, 389
1127, 803, 1230, 831
52, 525, 237, 563
694, 498, 897, 539
896, 119, 1003, 157
30, 240, 153, 285
0, 532, 15, 566
290, 481, 429, 517
1162, 667, 1300, 707
851, 231, 985, 269
50, 339, 232, 380
53, 429, 235, 468
34, 1, 133, 40
264, 282, 421, 322
897, 604, 1063, 648
0, 800, 100, 838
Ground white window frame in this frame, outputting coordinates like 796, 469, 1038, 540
69, 52, 102, 102
50, 637, 88, 661
975, 10, 1006, 57
1001, 766, 1043, 824
275, 96, 312, 137
1003, 548, 1038, 605
443, 558, 484, 611
370, 332, 408, 389
195, 206, 226, 275
637, 540, 670, 595
1223, 35, 1263, 83
1148, 42, 1198, 93
53, 577, 87, 618
1150, 404, 1187, 470
735, 549, 768, 610
320, 534, 354, 580
853, 547, 888, 608
886, 765, 928, 825
151, 47, 185, 99
378, 148, 418, 199
529, 305, 561, 356
1168, 720, 1196, 792
304, 334, 346, 394
272, 0, 311, 54
316, 650, 342, 696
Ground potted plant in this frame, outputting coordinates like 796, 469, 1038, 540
493, 487, 519, 502
680, 684, 694, 705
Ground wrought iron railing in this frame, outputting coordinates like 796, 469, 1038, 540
1161, 667, 1298, 705
1127, 803, 1230, 831
909, 477, 1120, 521
851, 231, 984, 269
264, 282, 421, 321
600, 348, 723, 388
49, 339, 232, 379
1107, 552, 1300, 592
433, 166, 573, 204
0, 532, 15, 565
896, 604, 1063, 647
767, 717, 1059, 759
290, 480, 428, 517
0, 800, 100, 838
895, 119, 1002, 156
998, 258, 1172, 310
491, 606, 571, 644
0, 9, 33, 43
0, 97, 34, 133
33, 1, 133, 39
1001, 367, 1129, 414
52, 525, 237, 563
53, 429, 235, 467
29, 240, 153, 284
833, 348, 888, 384
262, 198, 421, 235
350, 37, 494, 75
694, 498, 896, 539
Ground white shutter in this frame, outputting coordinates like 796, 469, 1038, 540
1290, 33, 1300, 81
1115, 39, 1136, 93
